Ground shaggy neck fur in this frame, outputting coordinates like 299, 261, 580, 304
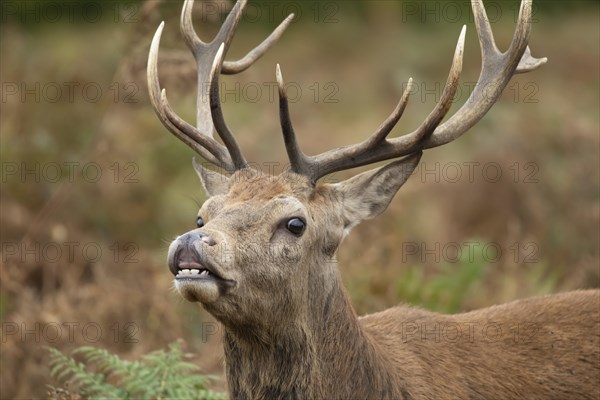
221, 263, 406, 400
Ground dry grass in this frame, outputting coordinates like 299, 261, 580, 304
1, 1, 598, 398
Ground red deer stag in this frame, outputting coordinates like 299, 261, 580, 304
147, 0, 600, 398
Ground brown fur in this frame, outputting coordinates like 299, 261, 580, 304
167, 167, 600, 400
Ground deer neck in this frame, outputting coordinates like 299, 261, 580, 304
222, 263, 398, 399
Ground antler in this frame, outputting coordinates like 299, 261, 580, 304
278, 0, 547, 183
148, 0, 294, 171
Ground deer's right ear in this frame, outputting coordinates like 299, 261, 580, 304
192, 158, 230, 197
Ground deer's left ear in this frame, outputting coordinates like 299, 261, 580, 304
331, 152, 421, 231
192, 158, 230, 197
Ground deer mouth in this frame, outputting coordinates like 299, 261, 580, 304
174, 261, 235, 303
169, 239, 236, 303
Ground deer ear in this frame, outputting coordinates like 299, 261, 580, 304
332, 152, 421, 231
192, 158, 230, 197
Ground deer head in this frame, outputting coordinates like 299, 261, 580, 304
148, 0, 544, 327
166, 155, 422, 334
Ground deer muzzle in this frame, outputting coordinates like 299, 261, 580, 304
168, 231, 236, 302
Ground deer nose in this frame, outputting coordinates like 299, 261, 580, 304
182, 231, 217, 247
199, 232, 217, 247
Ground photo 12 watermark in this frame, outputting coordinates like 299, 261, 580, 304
185, 1, 341, 24
2, 241, 140, 265
414, 161, 540, 184
192, 320, 540, 344
401, 240, 540, 264
402, 80, 540, 105
400, 1, 540, 24
1, 321, 139, 344
1, 81, 139, 104
1, 2, 140, 24
1, 161, 140, 184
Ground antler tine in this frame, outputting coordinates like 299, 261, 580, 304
402, 25, 465, 146
508, 0, 532, 62
512, 1, 546, 73
147, 21, 234, 170
280, 0, 545, 183
366, 78, 413, 146
223, 13, 296, 74
470, 0, 499, 61
181, 0, 203, 50
160, 89, 232, 164
214, 0, 247, 48
516, 46, 546, 73
277, 64, 309, 175
209, 44, 248, 170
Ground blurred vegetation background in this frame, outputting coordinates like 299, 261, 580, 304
1, 0, 598, 397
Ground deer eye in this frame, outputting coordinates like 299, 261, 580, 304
286, 218, 306, 236
196, 216, 204, 228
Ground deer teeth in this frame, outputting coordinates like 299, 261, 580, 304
177, 268, 213, 277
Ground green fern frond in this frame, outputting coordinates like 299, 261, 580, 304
47, 342, 226, 400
